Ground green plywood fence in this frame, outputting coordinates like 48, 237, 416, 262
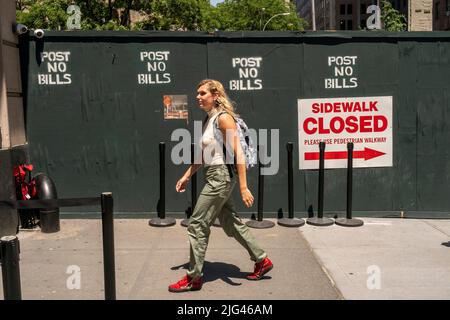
19, 31, 450, 218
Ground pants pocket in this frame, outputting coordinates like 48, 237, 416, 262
206, 167, 232, 192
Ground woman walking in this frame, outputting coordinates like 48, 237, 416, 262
169, 79, 273, 293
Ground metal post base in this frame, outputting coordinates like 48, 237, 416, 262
306, 217, 334, 226
277, 218, 305, 228
246, 219, 275, 229
212, 218, 221, 227
148, 217, 176, 227
180, 219, 190, 227
335, 218, 364, 227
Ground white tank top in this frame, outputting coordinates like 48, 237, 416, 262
201, 112, 225, 166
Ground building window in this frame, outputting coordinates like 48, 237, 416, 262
360, 19, 366, 29
347, 4, 353, 15
361, 3, 367, 14
347, 19, 353, 30
340, 19, 346, 30
435, 2, 440, 20
340, 4, 346, 15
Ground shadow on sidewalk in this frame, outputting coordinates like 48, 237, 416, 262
170, 261, 272, 286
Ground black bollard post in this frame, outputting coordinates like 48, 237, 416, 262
335, 143, 364, 227
33, 173, 60, 233
307, 142, 334, 226
101, 192, 116, 300
246, 145, 275, 229
160, 142, 166, 219
257, 154, 264, 220
149, 142, 176, 227
278, 142, 305, 227
0, 235, 22, 300
181, 143, 198, 228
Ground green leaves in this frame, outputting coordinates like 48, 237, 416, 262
16, 0, 306, 32
214, 0, 305, 31
16, 0, 68, 30
136, 0, 213, 31
381, 0, 407, 31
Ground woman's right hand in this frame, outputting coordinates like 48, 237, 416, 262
240, 188, 254, 208
175, 176, 189, 193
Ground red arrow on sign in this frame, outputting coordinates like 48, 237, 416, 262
305, 147, 386, 161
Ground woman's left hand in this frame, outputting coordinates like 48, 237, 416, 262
176, 176, 189, 193
240, 188, 254, 208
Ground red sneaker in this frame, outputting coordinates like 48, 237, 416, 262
168, 275, 203, 293
246, 257, 273, 280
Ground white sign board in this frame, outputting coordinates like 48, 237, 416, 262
298, 96, 393, 170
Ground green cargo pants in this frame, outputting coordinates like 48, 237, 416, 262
186, 164, 267, 279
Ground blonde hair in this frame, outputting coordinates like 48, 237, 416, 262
197, 79, 239, 118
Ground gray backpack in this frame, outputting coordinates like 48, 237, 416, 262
213, 111, 258, 172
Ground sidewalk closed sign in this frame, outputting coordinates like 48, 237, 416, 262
298, 96, 393, 170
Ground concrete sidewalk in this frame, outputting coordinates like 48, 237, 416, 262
0, 218, 341, 300
301, 217, 450, 300
1, 217, 449, 300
